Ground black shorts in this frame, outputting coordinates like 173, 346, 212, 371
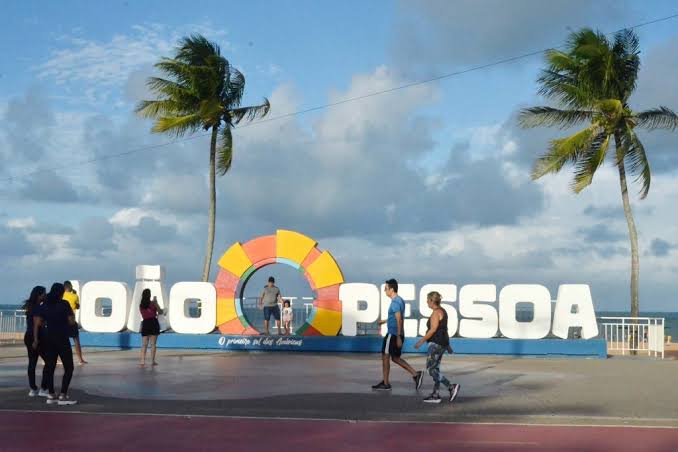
141, 318, 161, 337
382, 333, 404, 357
263, 305, 281, 321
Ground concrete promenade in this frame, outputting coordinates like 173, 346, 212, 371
1, 347, 678, 450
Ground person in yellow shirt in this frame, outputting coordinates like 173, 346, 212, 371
63, 281, 87, 365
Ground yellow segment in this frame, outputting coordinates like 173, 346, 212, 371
216, 298, 237, 325
276, 230, 317, 265
217, 242, 253, 277
311, 308, 342, 336
305, 250, 344, 289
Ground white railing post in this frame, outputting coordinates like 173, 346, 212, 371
598, 316, 665, 359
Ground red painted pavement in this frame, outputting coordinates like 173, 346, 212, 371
1, 412, 678, 451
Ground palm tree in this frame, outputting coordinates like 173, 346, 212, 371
520, 29, 678, 317
136, 35, 270, 281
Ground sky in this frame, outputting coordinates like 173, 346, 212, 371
1, 0, 678, 311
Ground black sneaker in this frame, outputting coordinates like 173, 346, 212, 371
449, 384, 460, 403
423, 393, 441, 404
414, 371, 424, 390
372, 381, 392, 391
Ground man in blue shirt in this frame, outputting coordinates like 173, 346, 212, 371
372, 279, 423, 391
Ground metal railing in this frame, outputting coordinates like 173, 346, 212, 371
598, 316, 665, 358
0, 310, 27, 343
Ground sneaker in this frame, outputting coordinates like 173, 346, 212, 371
449, 384, 460, 403
38, 389, 50, 398
414, 371, 424, 390
46, 395, 58, 405
28, 389, 38, 397
371, 381, 392, 391
423, 393, 442, 404
57, 395, 77, 406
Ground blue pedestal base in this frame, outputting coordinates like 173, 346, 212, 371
79, 332, 607, 358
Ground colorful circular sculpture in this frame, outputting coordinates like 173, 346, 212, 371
215, 230, 344, 336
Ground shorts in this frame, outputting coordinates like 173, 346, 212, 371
263, 305, 281, 321
382, 333, 404, 357
68, 324, 80, 339
141, 318, 161, 337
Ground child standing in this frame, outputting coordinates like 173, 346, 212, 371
282, 300, 293, 335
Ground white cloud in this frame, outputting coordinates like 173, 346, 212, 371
36, 23, 230, 89
7, 217, 36, 229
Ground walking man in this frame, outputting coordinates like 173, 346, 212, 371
259, 276, 283, 335
372, 278, 423, 391
62, 281, 87, 365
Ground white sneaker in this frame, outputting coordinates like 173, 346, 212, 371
57, 395, 77, 406
46, 395, 58, 405
38, 389, 50, 397
28, 389, 38, 397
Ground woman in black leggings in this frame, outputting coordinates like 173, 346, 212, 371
415, 291, 460, 404
33, 283, 77, 406
23, 286, 48, 397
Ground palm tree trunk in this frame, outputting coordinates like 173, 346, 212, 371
614, 133, 640, 318
201, 126, 218, 282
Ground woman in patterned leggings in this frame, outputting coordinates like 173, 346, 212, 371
415, 291, 460, 404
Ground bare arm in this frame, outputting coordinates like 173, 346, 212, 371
152, 298, 163, 315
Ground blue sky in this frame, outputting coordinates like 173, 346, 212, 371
1, 0, 678, 311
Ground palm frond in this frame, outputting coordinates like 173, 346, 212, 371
611, 29, 640, 100
531, 125, 600, 179
154, 59, 197, 86
147, 77, 194, 98
216, 126, 233, 176
537, 69, 597, 108
151, 114, 203, 137
635, 107, 678, 131
519, 106, 594, 129
135, 99, 184, 118
224, 68, 246, 109
175, 34, 222, 64
571, 131, 611, 193
230, 98, 271, 125
621, 129, 651, 199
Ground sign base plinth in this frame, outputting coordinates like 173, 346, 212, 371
79, 332, 607, 358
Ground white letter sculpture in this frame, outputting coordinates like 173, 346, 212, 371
459, 284, 498, 338
80, 281, 130, 333
127, 265, 169, 332
552, 285, 599, 339
499, 284, 552, 339
168, 282, 217, 334
340, 283, 379, 337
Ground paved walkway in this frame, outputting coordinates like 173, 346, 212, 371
2, 412, 678, 451
1, 347, 678, 450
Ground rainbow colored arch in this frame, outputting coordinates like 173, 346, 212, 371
215, 230, 344, 336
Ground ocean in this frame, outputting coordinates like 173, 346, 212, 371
2, 304, 676, 340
